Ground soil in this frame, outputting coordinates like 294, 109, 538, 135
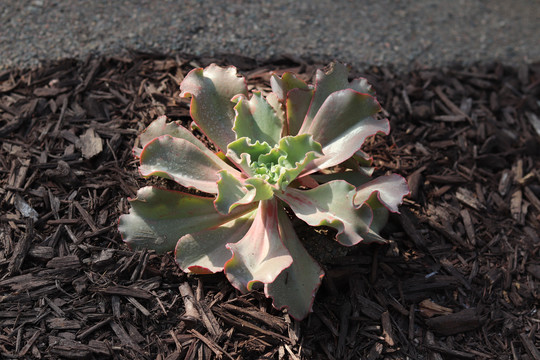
0, 52, 539, 359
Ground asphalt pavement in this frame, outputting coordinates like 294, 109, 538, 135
1, 0, 539, 70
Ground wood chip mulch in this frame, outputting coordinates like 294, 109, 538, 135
0, 52, 539, 359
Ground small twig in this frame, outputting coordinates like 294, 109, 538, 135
189, 329, 234, 360
178, 283, 200, 320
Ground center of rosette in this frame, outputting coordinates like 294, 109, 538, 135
226, 134, 324, 189
250, 159, 287, 184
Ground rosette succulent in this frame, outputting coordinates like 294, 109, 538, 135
119, 62, 409, 319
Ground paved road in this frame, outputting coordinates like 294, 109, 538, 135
1, 0, 539, 70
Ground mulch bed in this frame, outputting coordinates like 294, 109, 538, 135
0, 52, 539, 359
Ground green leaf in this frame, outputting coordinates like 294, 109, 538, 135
359, 227, 387, 244
244, 178, 275, 201
305, 90, 382, 144
310, 169, 374, 187
214, 170, 274, 214
139, 135, 240, 194
227, 138, 273, 176
271, 135, 322, 189
214, 171, 248, 214
286, 88, 314, 136
232, 92, 283, 147
180, 64, 248, 152
228, 134, 322, 189
300, 89, 389, 174
225, 199, 293, 292
365, 192, 389, 235
266, 92, 286, 135
175, 212, 255, 274
271, 72, 313, 136
135, 115, 210, 157
264, 208, 324, 320
270, 72, 310, 102
353, 150, 374, 166
279, 180, 378, 246
299, 62, 350, 133
297, 62, 378, 136
118, 186, 257, 253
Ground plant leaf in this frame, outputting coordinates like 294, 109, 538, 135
226, 135, 322, 187
311, 169, 374, 187
227, 138, 273, 176
270, 134, 322, 189
215, 170, 274, 214
270, 72, 310, 102
298, 62, 377, 134
180, 64, 248, 152
364, 193, 389, 234
266, 92, 286, 134
299, 62, 350, 133
225, 199, 293, 292
139, 135, 239, 194
305, 89, 382, 143
265, 208, 324, 320
300, 89, 389, 174
175, 212, 255, 274
353, 149, 374, 166
286, 88, 314, 136
232, 92, 283, 146
135, 115, 210, 157
279, 180, 377, 246
271, 72, 313, 136
349, 77, 376, 96
119, 186, 256, 253
354, 174, 410, 212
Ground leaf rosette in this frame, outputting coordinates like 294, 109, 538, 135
119, 62, 409, 319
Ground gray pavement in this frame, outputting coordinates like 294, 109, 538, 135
1, 0, 539, 70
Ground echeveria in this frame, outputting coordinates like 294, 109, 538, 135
119, 62, 409, 319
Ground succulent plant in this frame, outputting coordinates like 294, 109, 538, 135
119, 62, 409, 319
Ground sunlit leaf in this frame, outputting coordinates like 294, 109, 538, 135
175, 212, 255, 274
265, 209, 324, 320
279, 180, 379, 246
232, 92, 283, 146
140, 135, 240, 194
225, 199, 293, 292
119, 186, 256, 253
180, 64, 248, 151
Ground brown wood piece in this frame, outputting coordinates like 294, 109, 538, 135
425, 308, 481, 335
519, 332, 540, 360
381, 311, 395, 346
96, 285, 152, 299
7, 218, 34, 276
189, 329, 234, 360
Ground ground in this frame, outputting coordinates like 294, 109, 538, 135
0, 53, 539, 359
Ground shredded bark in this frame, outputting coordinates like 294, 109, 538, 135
0, 53, 539, 359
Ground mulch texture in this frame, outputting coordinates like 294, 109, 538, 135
0, 52, 539, 359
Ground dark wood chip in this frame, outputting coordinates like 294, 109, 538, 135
46, 255, 81, 269
7, 219, 34, 275
47, 318, 82, 330
220, 303, 287, 333
520, 332, 540, 360
425, 308, 481, 335
95, 285, 152, 299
